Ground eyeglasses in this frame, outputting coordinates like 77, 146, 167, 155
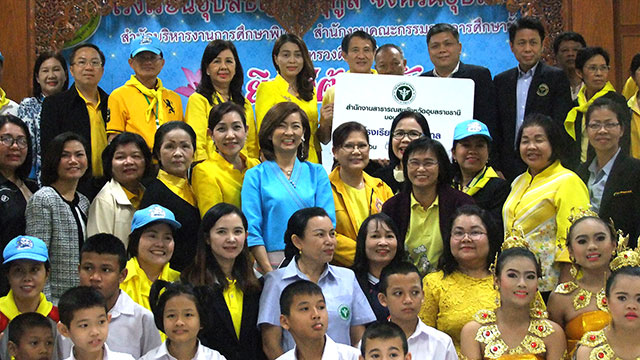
584, 65, 609, 73
392, 130, 422, 140
451, 230, 487, 240
407, 159, 438, 169
587, 122, 620, 131
72, 58, 102, 68
0, 135, 28, 149
342, 143, 369, 152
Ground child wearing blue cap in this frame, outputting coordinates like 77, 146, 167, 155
0, 235, 60, 359
120, 205, 182, 312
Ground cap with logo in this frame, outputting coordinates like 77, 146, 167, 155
453, 120, 492, 142
131, 204, 182, 232
3, 236, 49, 264
130, 34, 162, 58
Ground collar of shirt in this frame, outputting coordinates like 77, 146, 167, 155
0, 290, 53, 320
367, 272, 379, 285
76, 84, 101, 108
68, 343, 115, 360
588, 147, 620, 178
290, 335, 341, 360
210, 150, 249, 173
410, 192, 439, 211
407, 318, 434, 342
518, 62, 538, 79
109, 290, 135, 320
157, 169, 196, 207
123, 257, 176, 284
433, 61, 460, 78
150, 340, 205, 360
282, 258, 336, 283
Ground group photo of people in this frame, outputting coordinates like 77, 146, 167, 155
1, 5, 640, 360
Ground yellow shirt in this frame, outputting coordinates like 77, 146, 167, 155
254, 74, 320, 163
406, 194, 442, 276
0, 290, 54, 321
223, 278, 244, 339
120, 257, 181, 311
77, 88, 107, 177
107, 78, 184, 150
343, 184, 369, 228
185, 91, 258, 161
157, 169, 196, 207
122, 186, 143, 210
622, 76, 638, 100
192, 150, 260, 217
329, 168, 394, 266
502, 160, 589, 292
628, 93, 640, 159
419, 271, 498, 352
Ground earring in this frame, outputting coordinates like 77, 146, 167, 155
494, 294, 500, 307
569, 256, 578, 279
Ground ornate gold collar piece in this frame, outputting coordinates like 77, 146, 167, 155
555, 281, 608, 311
580, 329, 640, 360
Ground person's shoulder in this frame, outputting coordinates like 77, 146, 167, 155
460, 62, 491, 74
32, 186, 57, 199
198, 343, 227, 359
335, 343, 361, 359
328, 264, 356, 278
494, 67, 516, 80
109, 84, 134, 97
19, 96, 39, 107
420, 320, 454, 343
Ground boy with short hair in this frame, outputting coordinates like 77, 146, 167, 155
359, 322, 411, 360
57, 286, 134, 360
278, 280, 360, 360
378, 262, 457, 360
60, 234, 161, 358
8, 312, 56, 360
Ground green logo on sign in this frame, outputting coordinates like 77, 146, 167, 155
338, 304, 350, 321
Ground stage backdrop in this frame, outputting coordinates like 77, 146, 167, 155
75, 0, 517, 108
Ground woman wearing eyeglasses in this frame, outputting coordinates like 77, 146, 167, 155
373, 111, 431, 193
576, 98, 640, 246
382, 137, 474, 277
564, 47, 628, 170
329, 122, 394, 267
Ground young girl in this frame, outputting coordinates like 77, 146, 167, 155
460, 233, 566, 360
181, 203, 265, 360
142, 281, 226, 360
575, 251, 640, 360
548, 211, 615, 355
351, 213, 405, 322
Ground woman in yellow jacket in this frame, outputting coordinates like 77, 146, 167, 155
185, 40, 258, 161
329, 122, 393, 267
255, 34, 320, 163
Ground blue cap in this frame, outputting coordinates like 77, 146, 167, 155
453, 120, 492, 142
3, 236, 49, 264
130, 34, 162, 58
131, 205, 181, 232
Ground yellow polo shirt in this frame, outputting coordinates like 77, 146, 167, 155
405, 194, 442, 276
120, 257, 181, 312
77, 89, 107, 177
223, 278, 244, 339
107, 81, 184, 150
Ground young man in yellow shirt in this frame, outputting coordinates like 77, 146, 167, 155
107, 37, 183, 150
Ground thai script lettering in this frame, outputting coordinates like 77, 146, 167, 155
119, 24, 286, 44
346, 103, 462, 117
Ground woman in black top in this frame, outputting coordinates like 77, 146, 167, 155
140, 121, 200, 271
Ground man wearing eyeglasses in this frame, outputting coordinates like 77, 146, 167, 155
41, 43, 109, 199
107, 36, 183, 151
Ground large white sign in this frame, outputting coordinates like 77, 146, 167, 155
330, 73, 475, 162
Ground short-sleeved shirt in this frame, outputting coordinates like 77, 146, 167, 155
258, 260, 376, 352
406, 319, 458, 360
276, 335, 359, 360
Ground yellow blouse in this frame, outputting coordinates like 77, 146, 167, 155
565, 310, 610, 356
184, 91, 258, 161
120, 257, 181, 312
192, 150, 260, 217
628, 94, 640, 159
254, 74, 320, 163
502, 160, 589, 292
223, 278, 244, 339
420, 271, 498, 351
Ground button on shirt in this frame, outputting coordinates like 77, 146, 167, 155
587, 148, 620, 213
276, 335, 360, 360
515, 63, 538, 146
407, 319, 458, 360
258, 260, 376, 352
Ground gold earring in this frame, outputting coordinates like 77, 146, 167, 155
569, 256, 578, 279
494, 294, 500, 307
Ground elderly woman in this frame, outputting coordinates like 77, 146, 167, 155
564, 47, 628, 170
87, 132, 153, 246
503, 113, 590, 294
419, 205, 501, 351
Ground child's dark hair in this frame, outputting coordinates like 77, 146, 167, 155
495, 247, 542, 279
58, 286, 108, 327
566, 215, 616, 249
360, 321, 408, 356
279, 280, 325, 316
378, 261, 420, 294
605, 266, 640, 297
283, 207, 332, 265
81, 233, 127, 272
181, 203, 260, 293
8, 312, 53, 345
149, 280, 206, 333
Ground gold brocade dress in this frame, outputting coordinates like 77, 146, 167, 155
579, 329, 640, 360
473, 309, 554, 360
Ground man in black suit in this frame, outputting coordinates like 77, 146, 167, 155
493, 17, 573, 181
421, 23, 497, 139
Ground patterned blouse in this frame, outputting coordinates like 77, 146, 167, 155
17, 96, 44, 182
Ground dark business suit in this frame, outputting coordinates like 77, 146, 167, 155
199, 286, 266, 360
421, 62, 497, 132
493, 62, 572, 180
577, 152, 640, 248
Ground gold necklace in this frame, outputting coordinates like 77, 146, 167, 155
555, 281, 608, 311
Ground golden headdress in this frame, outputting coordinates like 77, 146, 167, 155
490, 227, 530, 275
567, 207, 599, 225
609, 231, 640, 271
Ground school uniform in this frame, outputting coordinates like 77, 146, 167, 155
406, 319, 457, 360
64, 343, 134, 360
276, 335, 359, 360
140, 341, 227, 360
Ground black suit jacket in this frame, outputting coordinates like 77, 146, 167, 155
421, 62, 497, 132
199, 286, 266, 360
493, 62, 572, 180
577, 152, 640, 247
